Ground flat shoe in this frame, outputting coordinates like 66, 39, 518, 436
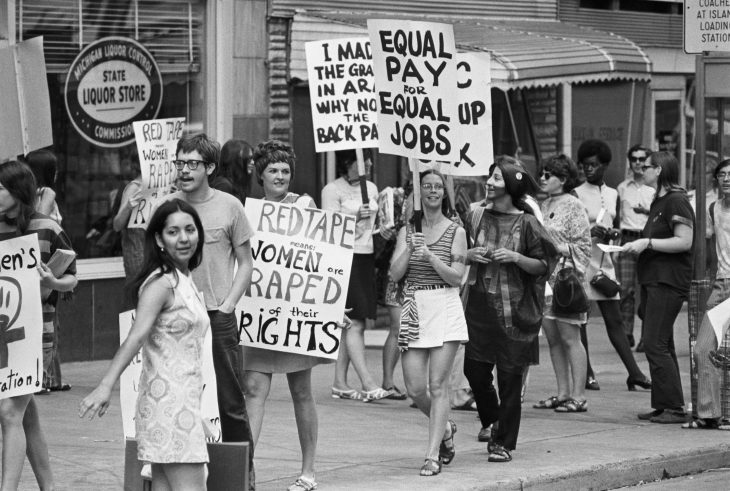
533, 396, 565, 409
477, 426, 492, 442
287, 476, 317, 491
331, 387, 363, 400
585, 377, 600, 390
439, 420, 456, 465
49, 384, 72, 392
419, 458, 442, 476
638, 409, 663, 420
554, 398, 587, 413
384, 386, 408, 400
362, 387, 389, 402
682, 418, 720, 429
650, 410, 688, 424
487, 444, 512, 463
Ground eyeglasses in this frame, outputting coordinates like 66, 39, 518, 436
717, 172, 730, 181
173, 159, 210, 171
629, 156, 647, 163
541, 171, 554, 180
421, 183, 444, 191
640, 164, 658, 171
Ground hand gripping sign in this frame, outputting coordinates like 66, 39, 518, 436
236, 199, 357, 360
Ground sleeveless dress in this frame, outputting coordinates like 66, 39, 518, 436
243, 193, 333, 373
399, 221, 468, 350
136, 270, 210, 464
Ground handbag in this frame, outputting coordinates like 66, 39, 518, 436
590, 251, 620, 297
552, 249, 589, 315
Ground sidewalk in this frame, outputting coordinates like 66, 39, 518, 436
15, 308, 730, 490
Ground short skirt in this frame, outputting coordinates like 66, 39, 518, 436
244, 346, 333, 374
346, 253, 377, 320
407, 287, 469, 349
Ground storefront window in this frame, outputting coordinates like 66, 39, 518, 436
16, 0, 205, 259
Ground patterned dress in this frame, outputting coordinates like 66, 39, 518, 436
136, 270, 210, 464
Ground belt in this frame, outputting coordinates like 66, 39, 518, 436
621, 229, 642, 238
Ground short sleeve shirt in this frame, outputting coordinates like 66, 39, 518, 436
637, 190, 695, 293
169, 190, 254, 309
617, 179, 654, 231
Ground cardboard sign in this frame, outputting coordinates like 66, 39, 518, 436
305, 37, 378, 152
452, 53, 492, 176
128, 117, 185, 229
0, 234, 43, 399
367, 19, 459, 161
118, 309, 221, 442
0, 37, 53, 160
64, 37, 163, 148
237, 199, 356, 359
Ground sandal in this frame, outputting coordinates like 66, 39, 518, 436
487, 444, 512, 463
439, 420, 457, 465
554, 398, 588, 413
533, 396, 565, 409
682, 418, 720, 429
419, 458, 442, 476
287, 476, 317, 491
331, 387, 363, 400
362, 387, 389, 402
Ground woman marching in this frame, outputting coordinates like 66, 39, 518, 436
534, 155, 592, 413
242, 140, 330, 491
462, 156, 558, 463
80, 199, 210, 490
0, 160, 78, 491
390, 170, 468, 476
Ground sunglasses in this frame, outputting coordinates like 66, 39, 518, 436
173, 159, 210, 171
629, 156, 647, 163
541, 170, 554, 180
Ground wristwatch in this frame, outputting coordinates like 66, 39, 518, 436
647, 238, 653, 250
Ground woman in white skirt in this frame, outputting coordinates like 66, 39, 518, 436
390, 170, 468, 477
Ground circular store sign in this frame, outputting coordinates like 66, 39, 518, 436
65, 37, 163, 148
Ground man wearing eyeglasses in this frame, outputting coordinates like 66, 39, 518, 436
616, 145, 655, 350
169, 133, 256, 487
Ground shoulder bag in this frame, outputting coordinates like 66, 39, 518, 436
590, 251, 620, 297
552, 247, 589, 315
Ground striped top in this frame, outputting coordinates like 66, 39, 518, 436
405, 221, 458, 289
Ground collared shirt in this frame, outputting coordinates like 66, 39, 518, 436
617, 178, 655, 231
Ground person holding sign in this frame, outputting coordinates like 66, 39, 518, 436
0, 160, 78, 491
462, 157, 557, 463
80, 199, 210, 489
243, 140, 328, 491
323, 149, 390, 402
389, 169, 467, 476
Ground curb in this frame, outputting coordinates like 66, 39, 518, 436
477, 445, 730, 490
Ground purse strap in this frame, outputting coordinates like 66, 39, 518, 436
597, 250, 607, 271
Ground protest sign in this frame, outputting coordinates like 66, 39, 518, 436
367, 20, 459, 162
0, 37, 53, 160
0, 234, 43, 399
453, 53, 492, 176
236, 199, 356, 359
119, 309, 221, 441
128, 117, 185, 229
305, 37, 378, 152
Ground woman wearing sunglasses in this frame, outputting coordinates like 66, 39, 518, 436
534, 155, 592, 413
623, 151, 694, 424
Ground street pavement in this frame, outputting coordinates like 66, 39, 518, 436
10, 307, 730, 490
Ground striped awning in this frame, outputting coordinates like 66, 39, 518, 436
289, 11, 652, 90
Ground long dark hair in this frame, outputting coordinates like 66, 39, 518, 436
219, 139, 253, 202
0, 160, 37, 234
125, 199, 204, 305
489, 155, 538, 215
25, 149, 57, 189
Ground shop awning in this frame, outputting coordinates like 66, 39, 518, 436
288, 11, 652, 90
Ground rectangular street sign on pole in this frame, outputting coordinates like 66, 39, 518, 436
684, 0, 730, 54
